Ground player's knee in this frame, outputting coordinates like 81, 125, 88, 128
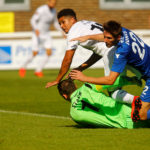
47, 52, 52, 56
139, 107, 149, 120
46, 49, 52, 56
139, 101, 150, 120
33, 51, 38, 56
139, 112, 147, 120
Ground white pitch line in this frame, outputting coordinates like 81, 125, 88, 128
0, 109, 71, 120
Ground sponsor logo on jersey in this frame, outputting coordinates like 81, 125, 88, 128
123, 31, 130, 45
0, 46, 11, 64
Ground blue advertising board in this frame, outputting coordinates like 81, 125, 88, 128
0, 46, 11, 64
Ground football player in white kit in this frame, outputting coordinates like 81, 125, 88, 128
45, 8, 141, 104
19, 0, 62, 78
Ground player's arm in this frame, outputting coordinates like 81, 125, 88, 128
53, 15, 62, 32
91, 76, 142, 93
70, 70, 120, 85
73, 53, 102, 71
70, 49, 130, 85
45, 50, 75, 88
70, 34, 104, 43
30, 10, 40, 36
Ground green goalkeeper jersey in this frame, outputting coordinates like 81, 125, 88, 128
70, 84, 150, 129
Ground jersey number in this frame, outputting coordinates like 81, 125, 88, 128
142, 86, 149, 95
129, 32, 145, 60
91, 23, 103, 32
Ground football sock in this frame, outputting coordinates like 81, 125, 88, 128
35, 55, 49, 72
21, 54, 34, 68
111, 89, 134, 104
147, 109, 150, 119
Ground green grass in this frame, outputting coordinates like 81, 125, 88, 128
0, 69, 149, 150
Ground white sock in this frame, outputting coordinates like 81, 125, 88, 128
111, 89, 134, 104
35, 55, 49, 72
21, 54, 34, 68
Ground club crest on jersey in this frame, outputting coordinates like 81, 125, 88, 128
115, 54, 120, 59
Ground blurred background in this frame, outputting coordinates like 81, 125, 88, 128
0, 1, 150, 149
0, 0, 150, 70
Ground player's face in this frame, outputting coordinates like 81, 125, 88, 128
104, 30, 118, 48
47, 0, 56, 8
58, 16, 75, 33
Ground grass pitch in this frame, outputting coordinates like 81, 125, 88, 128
0, 69, 150, 150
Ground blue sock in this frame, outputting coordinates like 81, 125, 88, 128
147, 109, 150, 119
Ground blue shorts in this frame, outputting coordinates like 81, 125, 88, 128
140, 78, 150, 102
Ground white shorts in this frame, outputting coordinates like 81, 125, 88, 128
102, 46, 117, 76
31, 32, 52, 51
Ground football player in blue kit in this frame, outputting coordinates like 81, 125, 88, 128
69, 20, 150, 122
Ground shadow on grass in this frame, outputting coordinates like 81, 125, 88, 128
64, 124, 115, 129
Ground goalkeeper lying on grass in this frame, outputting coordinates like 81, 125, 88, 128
57, 77, 150, 128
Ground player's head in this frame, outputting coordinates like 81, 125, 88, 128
57, 78, 77, 101
103, 20, 122, 48
47, 0, 56, 8
57, 9, 77, 33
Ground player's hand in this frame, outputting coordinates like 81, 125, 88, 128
66, 68, 82, 79
45, 80, 59, 88
69, 70, 86, 81
70, 35, 90, 43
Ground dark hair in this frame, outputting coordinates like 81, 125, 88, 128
103, 20, 122, 38
57, 8, 77, 20
57, 78, 76, 100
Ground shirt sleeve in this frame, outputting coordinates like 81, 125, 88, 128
66, 40, 78, 50
66, 29, 80, 50
30, 8, 41, 30
53, 11, 62, 32
53, 19, 62, 32
111, 45, 129, 73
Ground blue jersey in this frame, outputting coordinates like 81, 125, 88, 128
111, 27, 150, 79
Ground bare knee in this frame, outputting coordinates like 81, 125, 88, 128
139, 111, 147, 120
46, 49, 52, 56
33, 51, 38, 56
139, 101, 150, 120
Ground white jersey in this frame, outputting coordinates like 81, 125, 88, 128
67, 20, 109, 56
30, 5, 61, 34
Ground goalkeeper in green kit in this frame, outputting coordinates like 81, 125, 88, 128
57, 77, 150, 129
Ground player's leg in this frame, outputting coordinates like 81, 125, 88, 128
139, 79, 150, 120
111, 89, 135, 104
111, 75, 142, 104
35, 34, 52, 77
35, 48, 52, 77
19, 33, 39, 77
139, 101, 150, 120
131, 79, 150, 121
19, 51, 38, 77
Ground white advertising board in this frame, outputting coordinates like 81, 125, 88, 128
0, 34, 104, 70
0, 30, 150, 70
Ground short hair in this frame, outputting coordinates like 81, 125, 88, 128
57, 8, 77, 20
103, 20, 122, 38
57, 78, 76, 100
